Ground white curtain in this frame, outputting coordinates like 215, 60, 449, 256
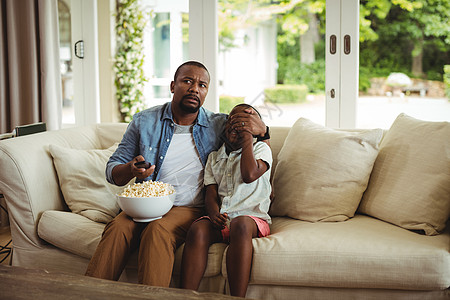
0, 0, 62, 134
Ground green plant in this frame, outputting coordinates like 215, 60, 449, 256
444, 65, 450, 99
115, 0, 148, 122
359, 66, 372, 92
264, 85, 308, 104
219, 95, 245, 114
284, 60, 325, 93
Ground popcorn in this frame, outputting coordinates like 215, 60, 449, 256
119, 180, 175, 197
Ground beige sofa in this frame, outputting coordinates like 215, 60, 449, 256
0, 114, 449, 299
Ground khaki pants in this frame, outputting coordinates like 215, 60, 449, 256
85, 206, 203, 286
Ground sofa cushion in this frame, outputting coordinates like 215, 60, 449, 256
172, 243, 227, 278
270, 118, 383, 222
235, 215, 450, 290
359, 113, 450, 235
95, 123, 128, 149
38, 210, 225, 278
48, 144, 122, 223
38, 210, 105, 258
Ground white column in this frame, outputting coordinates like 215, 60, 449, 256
189, 0, 218, 112
325, 0, 359, 128
325, 0, 341, 128
170, 10, 183, 77
340, 0, 359, 128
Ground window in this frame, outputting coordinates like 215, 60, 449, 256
142, 1, 190, 107
356, 0, 450, 128
217, 1, 328, 127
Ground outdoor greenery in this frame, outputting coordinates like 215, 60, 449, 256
218, 0, 449, 96
444, 65, 450, 99
113, 0, 448, 118
359, 0, 449, 80
264, 84, 308, 103
114, 0, 148, 122
219, 95, 245, 114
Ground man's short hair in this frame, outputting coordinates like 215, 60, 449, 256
174, 61, 210, 82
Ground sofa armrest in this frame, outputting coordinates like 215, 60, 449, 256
0, 125, 102, 249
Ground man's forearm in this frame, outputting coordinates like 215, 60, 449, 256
111, 163, 134, 186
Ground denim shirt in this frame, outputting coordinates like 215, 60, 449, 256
106, 102, 227, 185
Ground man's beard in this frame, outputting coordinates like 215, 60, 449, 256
179, 97, 200, 113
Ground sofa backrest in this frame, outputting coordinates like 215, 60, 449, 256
0, 121, 383, 250
267, 127, 290, 176
95, 123, 128, 149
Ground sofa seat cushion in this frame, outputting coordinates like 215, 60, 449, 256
38, 211, 224, 278
234, 215, 450, 290
38, 211, 105, 259
173, 243, 227, 278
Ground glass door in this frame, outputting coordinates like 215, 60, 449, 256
217, 0, 328, 127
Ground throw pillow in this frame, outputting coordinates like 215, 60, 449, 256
49, 143, 122, 223
270, 118, 383, 222
358, 113, 450, 235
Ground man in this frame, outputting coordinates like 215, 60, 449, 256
85, 61, 268, 287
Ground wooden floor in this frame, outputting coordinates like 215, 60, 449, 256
0, 226, 12, 265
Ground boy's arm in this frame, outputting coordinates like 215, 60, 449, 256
205, 184, 228, 229
240, 132, 269, 183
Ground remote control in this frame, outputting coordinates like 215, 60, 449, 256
134, 161, 151, 169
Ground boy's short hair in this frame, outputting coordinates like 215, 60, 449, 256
231, 103, 262, 119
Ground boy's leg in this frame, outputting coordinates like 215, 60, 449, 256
181, 219, 222, 290
138, 206, 203, 287
226, 216, 258, 297
85, 211, 144, 280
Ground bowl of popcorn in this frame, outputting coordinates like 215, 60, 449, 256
117, 180, 176, 222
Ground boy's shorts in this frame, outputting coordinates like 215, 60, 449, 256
195, 215, 270, 243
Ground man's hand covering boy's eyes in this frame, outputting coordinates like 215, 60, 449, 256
229, 107, 266, 137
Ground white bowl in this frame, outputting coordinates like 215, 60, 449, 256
117, 193, 175, 222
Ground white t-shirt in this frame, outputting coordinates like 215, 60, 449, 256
158, 124, 204, 207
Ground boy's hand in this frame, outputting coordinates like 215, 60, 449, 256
209, 212, 229, 229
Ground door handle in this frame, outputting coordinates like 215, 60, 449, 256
75, 40, 84, 59
344, 35, 351, 54
330, 35, 336, 54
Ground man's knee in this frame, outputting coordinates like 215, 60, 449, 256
142, 219, 173, 242
102, 214, 140, 239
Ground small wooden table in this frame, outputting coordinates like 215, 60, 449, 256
0, 265, 242, 299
